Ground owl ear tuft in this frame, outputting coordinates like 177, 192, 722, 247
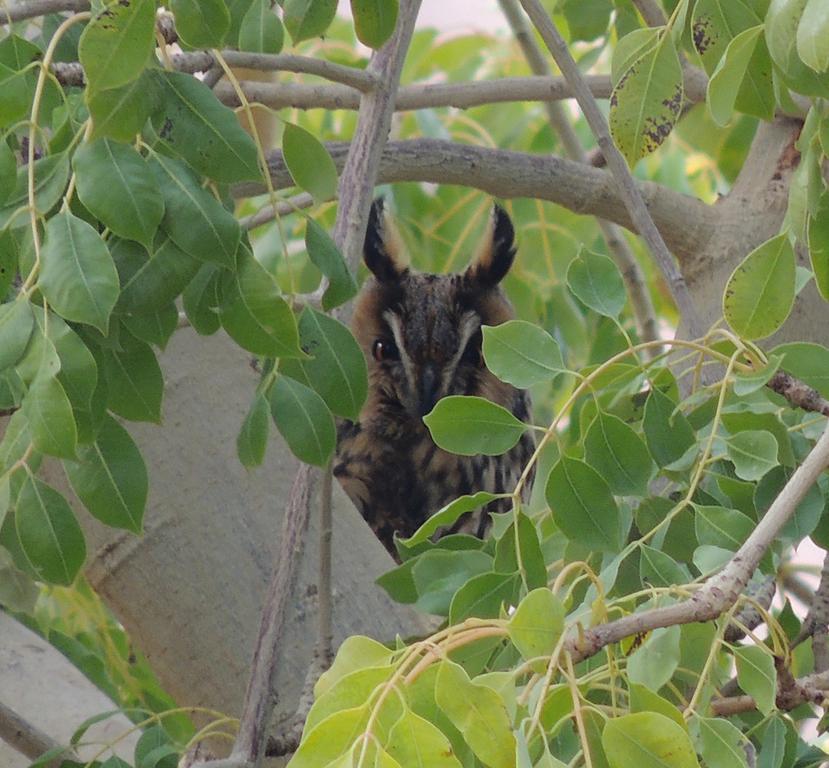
465, 204, 516, 287
364, 198, 407, 283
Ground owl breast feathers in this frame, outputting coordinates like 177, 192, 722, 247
334, 199, 535, 557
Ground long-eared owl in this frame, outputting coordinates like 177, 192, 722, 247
334, 199, 534, 557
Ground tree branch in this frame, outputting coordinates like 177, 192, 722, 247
1, 0, 88, 23
0, 699, 75, 768
498, 0, 658, 347
569, 417, 829, 663
239, 140, 715, 265
517, 0, 704, 337
228, 463, 317, 767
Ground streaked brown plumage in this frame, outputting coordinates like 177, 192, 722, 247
334, 199, 534, 556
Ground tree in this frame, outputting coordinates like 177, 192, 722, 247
2, 0, 829, 767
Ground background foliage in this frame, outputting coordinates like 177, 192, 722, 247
3, 0, 829, 767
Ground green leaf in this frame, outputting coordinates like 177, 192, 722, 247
289, 706, 368, 768
182, 264, 222, 335
351, 0, 398, 48
151, 71, 260, 183
398, 492, 502, 547
726, 430, 779, 481
387, 709, 462, 768
64, 415, 146, 534
0, 299, 34, 373
0, 153, 70, 230
170, 0, 230, 48
0, 65, 32, 130
643, 387, 695, 467
304, 219, 358, 310
412, 549, 493, 615
482, 320, 564, 388
639, 544, 691, 587
756, 465, 825, 543
694, 504, 754, 550
220, 248, 303, 358
79, 0, 156, 94
237, 392, 269, 468
0, 140, 16, 206
88, 70, 158, 142
449, 570, 519, 623
493, 510, 547, 590
315, 635, 393, 698
23, 371, 78, 459
734, 355, 782, 395
435, 661, 516, 768
808, 191, 829, 301
734, 645, 776, 716
239, 0, 285, 54
611, 28, 659, 83
282, 308, 367, 419
305, 665, 393, 733
39, 211, 120, 333
268, 375, 335, 466
73, 139, 163, 248
507, 588, 565, 667
797, 0, 829, 73
628, 683, 686, 730
103, 332, 163, 423
758, 717, 786, 768
627, 625, 681, 692
609, 31, 683, 165
546, 456, 622, 552
423, 396, 528, 456
123, 304, 178, 350
283, 0, 337, 43
707, 26, 764, 125
767, 0, 829, 97
15, 474, 86, 586
602, 712, 700, 768
771, 341, 829, 398
584, 411, 654, 496
114, 236, 201, 315
566, 249, 627, 317
694, 716, 748, 768
150, 153, 241, 268
282, 122, 338, 204
724, 233, 795, 340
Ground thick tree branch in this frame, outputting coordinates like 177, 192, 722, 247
1, 0, 88, 23
498, 0, 658, 347
239, 140, 715, 265
517, 0, 703, 337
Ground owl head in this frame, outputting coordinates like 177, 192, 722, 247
352, 198, 520, 422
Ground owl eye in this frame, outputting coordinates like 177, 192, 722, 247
460, 331, 484, 367
372, 339, 399, 362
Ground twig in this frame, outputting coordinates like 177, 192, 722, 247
227, 463, 317, 767
498, 0, 658, 348
0, 699, 76, 768
795, 551, 829, 669
243, 139, 715, 265
569, 417, 829, 662
171, 50, 378, 91
768, 371, 829, 416
711, 657, 826, 716
239, 192, 315, 231
318, 462, 334, 666
517, 0, 704, 338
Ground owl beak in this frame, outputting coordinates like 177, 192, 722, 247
418, 365, 440, 416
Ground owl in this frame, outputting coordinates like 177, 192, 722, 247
334, 199, 535, 557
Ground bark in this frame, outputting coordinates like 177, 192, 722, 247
31, 329, 427, 745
